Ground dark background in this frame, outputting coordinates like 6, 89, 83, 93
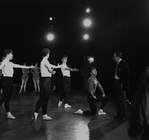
0, 0, 149, 101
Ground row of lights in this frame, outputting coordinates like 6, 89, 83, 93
47, 8, 94, 63
47, 8, 92, 41
83, 8, 92, 40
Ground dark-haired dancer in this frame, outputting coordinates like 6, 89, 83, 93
32, 48, 61, 122
74, 67, 109, 116
58, 55, 78, 108
0, 49, 34, 119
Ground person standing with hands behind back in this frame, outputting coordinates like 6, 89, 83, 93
58, 55, 79, 108
113, 51, 130, 122
0, 49, 35, 119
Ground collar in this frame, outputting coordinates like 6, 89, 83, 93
117, 59, 122, 64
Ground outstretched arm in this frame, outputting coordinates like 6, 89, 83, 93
51, 63, 62, 69
64, 67, 79, 71
13, 63, 35, 69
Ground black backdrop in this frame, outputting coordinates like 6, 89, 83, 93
0, 0, 149, 101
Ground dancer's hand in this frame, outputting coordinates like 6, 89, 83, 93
74, 68, 79, 71
57, 63, 61, 68
92, 95, 97, 99
52, 70, 56, 74
30, 65, 35, 69
102, 94, 106, 98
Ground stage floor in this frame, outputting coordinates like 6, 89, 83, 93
0, 89, 131, 140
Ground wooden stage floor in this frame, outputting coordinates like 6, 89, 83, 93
0, 89, 132, 140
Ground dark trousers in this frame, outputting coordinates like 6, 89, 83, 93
114, 79, 127, 119
0, 77, 13, 112
60, 76, 71, 104
35, 77, 51, 115
83, 94, 109, 116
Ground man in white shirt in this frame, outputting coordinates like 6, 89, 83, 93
0, 49, 34, 119
58, 55, 78, 108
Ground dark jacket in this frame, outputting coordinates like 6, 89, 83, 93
117, 60, 130, 90
128, 67, 149, 140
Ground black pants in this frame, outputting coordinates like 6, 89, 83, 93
83, 94, 109, 116
60, 76, 71, 104
0, 77, 13, 112
114, 79, 127, 119
35, 77, 51, 115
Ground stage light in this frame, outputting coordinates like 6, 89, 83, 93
88, 56, 94, 63
49, 17, 53, 21
83, 34, 89, 40
86, 8, 90, 13
47, 33, 54, 41
83, 19, 92, 27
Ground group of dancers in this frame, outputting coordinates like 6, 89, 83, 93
0, 48, 109, 121
18, 62, 40, 93
1, 48, 148, 139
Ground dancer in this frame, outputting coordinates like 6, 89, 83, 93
74, 67, 109, 116
32, 48, 61, 122
30, 62, 40, 93
58, 55, 79, 108
18, 63, 29, 93
0, 49, 34, 119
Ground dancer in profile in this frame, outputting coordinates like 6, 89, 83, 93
58, 55, 79, 108
0, 49, 34, 119
30, 62, 40, 93
32, 48, 61, 122
18, 63, 29, 93
74, 67, 109, 116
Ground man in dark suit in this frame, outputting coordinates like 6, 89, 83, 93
113, 51, 130, 121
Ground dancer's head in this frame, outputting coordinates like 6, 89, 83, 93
113, 51, 122, 63
2, 49, 13, 61
41, 48, 50, 58
62, 55, 68, 63
90, 67, 97, 76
